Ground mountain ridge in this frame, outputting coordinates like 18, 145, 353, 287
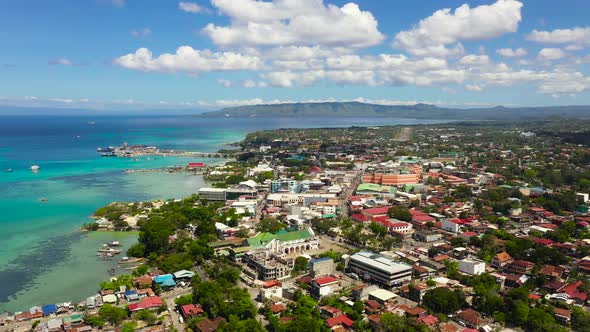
199, 102, 590, 120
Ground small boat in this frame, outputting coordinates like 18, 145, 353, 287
30, 165, 40, 172
4, 169, 13, 173
109, 241, 120, 247
40, 198, 48, 202
88, 121, 96, 125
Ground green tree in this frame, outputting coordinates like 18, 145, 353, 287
84, 316, 106, 328
98, 304, 128, 325
257, 218, 287, 233
422, 287, 463, 314
388, 206, 412, 222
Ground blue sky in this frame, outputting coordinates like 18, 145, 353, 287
1, 0, 589, 111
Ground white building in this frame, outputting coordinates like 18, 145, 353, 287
247, 162, 273, 177
441, 219, 461, 233
348, 251, 412, 287
459, 258, 486, 275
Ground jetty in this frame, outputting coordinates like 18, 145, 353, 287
97, 143, 226, 158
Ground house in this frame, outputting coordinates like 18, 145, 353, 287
181, 304, 204, 319
417, 314, 439, 327
325, 315, 354, 330
505, 260, 534, 275
42, 304, 58, 316
173, 269, 195, 282
311, 276, 340, 299
153, 274, 177, 289
554, 308, 572, 323
319, 305, 343, 318
368, 289, 397, 305
270, 303, 288, 315
563, 281, 588, 305
196, 317, 227, 332
491, 252, 512, 268
63, 314, 84, 330
458, 258, 486, 275
128, 296, 163, 312
456, 309, 484, 329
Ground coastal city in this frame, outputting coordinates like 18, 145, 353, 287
2, 120, 590, 332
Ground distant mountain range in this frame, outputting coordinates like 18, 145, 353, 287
200, 102, 590, 120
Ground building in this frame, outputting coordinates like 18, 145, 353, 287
458, 258, 486, 275
271, 179, 298, 193
377, 220, 413, 236
368, 289, 397, 304
311, 276, 340, 299
414, 231, 442, 243
348, 251, 412, 287
456, 309, 484, 329
128, 297, 163, 312
505, 260, 535, 275
441, 219, 461, 233
491, 252, 513, 269
244, 252, 293, 280
196, 317, 227, 332
310, 257, 335, 277
198, 188, 227, 201
247, 228, 319, 256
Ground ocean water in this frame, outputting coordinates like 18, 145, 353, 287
0, 114, 446, 312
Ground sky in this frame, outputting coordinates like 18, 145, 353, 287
1, 0, 590, 111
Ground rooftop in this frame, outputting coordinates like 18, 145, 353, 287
350, 251, 412, 275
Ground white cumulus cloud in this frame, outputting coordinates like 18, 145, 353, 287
178, 2, 208, 14
393, 0, 523, 57
537, 48, 567, 61
527, 26, 590, 49
496, 48, 527, 57
49, 58, 73, 66
203, 0, 384, 48
114, 46, 263, 74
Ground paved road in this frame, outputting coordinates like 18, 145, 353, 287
161, 287, 192, 332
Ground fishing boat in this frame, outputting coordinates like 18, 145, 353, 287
118, 257, 143, 264
125, 265, 142, 270
4, 168, 13, 173
30, 165, 40, 172
40, 198, 48, 202
108, 241, 120, 247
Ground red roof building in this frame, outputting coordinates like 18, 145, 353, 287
181, 304, 204, 318
128, 296, 163, 312
325, 315, 354, 329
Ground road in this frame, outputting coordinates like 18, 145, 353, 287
161, 287, 192, 332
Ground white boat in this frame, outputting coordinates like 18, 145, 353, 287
40, 198, 48, 202
30, 165, 40, 172
4, 169, 13, 173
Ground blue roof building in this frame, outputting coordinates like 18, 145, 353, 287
42, 304, 58, 316
153, 274, 176, 288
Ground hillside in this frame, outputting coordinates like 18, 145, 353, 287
199, 102, 590, 120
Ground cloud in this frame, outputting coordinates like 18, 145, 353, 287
537, 48, 567, 61
203, 0, 384, 48
496, 47, 527, 57
111, 0, 124, 7
465, 84, 483, 92
130, 28, 152, 38
114, 46, 263, 74
49, 58, 73, 66
178, 2, 208, 14
217, 79, 233, 87
527, 26, 590, 49
393, 0, 523, 57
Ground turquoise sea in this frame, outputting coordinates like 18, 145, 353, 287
0, 114, 446, 312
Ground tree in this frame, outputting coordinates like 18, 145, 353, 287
388, 206, 412, 222
84, 316, 106, 328
122, 321, 137, 332
422, 287, 463, 314
135, 309, 157, 325
292, 256, 309, 275
257, 218, 287, 233
98, 304, 128, 325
